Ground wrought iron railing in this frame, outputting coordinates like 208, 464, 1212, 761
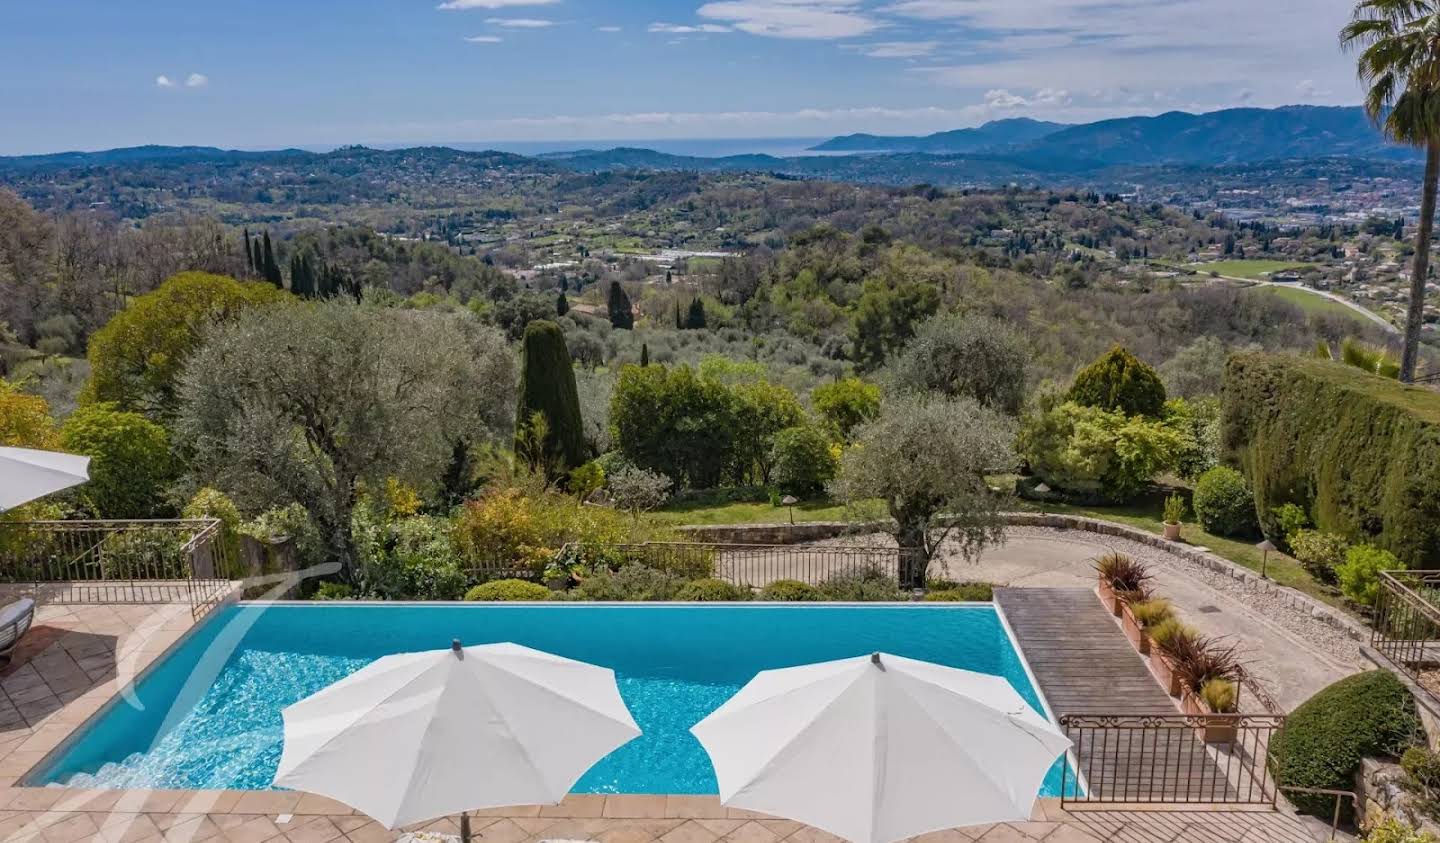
1059, 714, 1285, 805
465, 541, 912, 589
0, 519, 236, 618
1371, 570, 1440, 704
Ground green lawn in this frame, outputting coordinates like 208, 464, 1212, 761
1183, 259, 1312, 280
1246, 284, 1374, 324
650, 490, 1341, 607
647, 498, 852, 526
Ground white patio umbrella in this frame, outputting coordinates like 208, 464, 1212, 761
691, 652, 1072, 843
274, 641, 641, 834
0, 446, 89, 512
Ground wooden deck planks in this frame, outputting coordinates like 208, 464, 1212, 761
996, 587, 1245, 803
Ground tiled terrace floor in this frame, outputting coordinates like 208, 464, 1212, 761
0, 598, 1322, 843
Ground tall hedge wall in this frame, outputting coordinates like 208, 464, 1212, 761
1222, 353, 1440, 568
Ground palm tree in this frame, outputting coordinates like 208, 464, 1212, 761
1342, 0, 1440, 382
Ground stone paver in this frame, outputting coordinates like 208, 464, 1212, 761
0, 599, 1324, 843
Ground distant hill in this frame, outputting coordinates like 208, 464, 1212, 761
810, 106, 1412, 167
0, 145, 314, 171
810, 118, 1068, 154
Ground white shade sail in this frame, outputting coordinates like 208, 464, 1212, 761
275, 641, 641, 829
0, 446, 89, 512
691, 652, 1072, 843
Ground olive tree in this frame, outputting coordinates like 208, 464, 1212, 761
175, 301, 515, 580
887, 312, 1028, 414
829, 393, 1014, 588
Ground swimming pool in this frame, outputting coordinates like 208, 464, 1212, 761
35, 603, 1070, 796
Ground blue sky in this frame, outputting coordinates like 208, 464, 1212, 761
1, 0, 1362, 154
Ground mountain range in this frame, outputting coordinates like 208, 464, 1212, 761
0, 105, 1417, 185
808, 105, 1411, 166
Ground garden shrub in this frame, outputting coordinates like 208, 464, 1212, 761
1401, 745, 1440, 820
1289, 529, 1350, 585
923, 583, 993, 601
769, 425, 839, 496
464, 579, 551, 601
1270, 503, 1310, 546
1191, 466, 1258, 537
676, 578, 751, 601
759, 579, 821, 601
353, 510, 468, 600
1272, 671, 1422, 817
1067, 345, 1167, 418
183, 487, 243, 574
239, 503, 326, 571
1337, 544, 1405, 608
515, 320, 587, 474
60, 402, 176, 518
816, 567, 904, 601
1363, 814, 1438, 843
313, 582, 355, 601
569, 564, 683, 601
1164, 396, 1220, 481
1223, 353, 1440, 568
1017, 401, 1183, 503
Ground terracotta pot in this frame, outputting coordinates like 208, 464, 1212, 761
1149, 649, 1183, 696
1121, 603, 1150, 655
1097, 575, 1123, 617
1181, 689, 1239, 744
1163, 521, 1182, 541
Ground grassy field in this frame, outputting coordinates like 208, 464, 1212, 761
1183, 259, 1311, 279
649, 490, 1339, 606
1245, 284, 1375, 324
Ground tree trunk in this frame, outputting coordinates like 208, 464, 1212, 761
1402, 140, 1439, 383
894, 516, 930, 590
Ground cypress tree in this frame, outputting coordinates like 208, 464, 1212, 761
556, 292, 570, 316
242, 228, 253, 273
665, 269, 672, 284
607, 283, 633, 329
675, 300, 684, 330
515, 320, 587, 474
261, 232, 283, 288
640, 343, 649, 367
686, 298, 707, 330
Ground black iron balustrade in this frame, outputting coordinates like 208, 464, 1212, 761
1371, 570, 1440, 705
1059, 713, 1285, 806
464, 540, 918, 589
0, 519, 235, 618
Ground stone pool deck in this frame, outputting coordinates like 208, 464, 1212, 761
0, 599, 1322, 843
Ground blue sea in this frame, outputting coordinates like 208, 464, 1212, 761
36, 603, 1067, 795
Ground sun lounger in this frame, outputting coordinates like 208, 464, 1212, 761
0, 598, 35, 662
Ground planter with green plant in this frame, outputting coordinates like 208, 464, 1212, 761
1162, 493, 1186, 541
1122, 597, 1173, 655
1171, 635, 1244, 743
1147, 618, 1197, 696
1094, 552, 1152, 617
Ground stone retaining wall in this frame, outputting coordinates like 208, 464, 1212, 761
680, 512, 1370, 642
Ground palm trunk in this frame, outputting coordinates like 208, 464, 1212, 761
1402, 140, 1439, 383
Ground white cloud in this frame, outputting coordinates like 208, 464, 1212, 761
484, 16, 554, 27
155, 75, 175, 88
597, 25, 623, 31
437, 0, 557, 8
184, 72, 208, 88
697, 0, 880, 39
847, 40, 937, 58
649, 22, 731, 33
1297, 79, 1333, 98
983, 87, 1070, 109
465, 35, 504, 42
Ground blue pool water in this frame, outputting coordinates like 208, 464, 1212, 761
35, 603, 1070, 795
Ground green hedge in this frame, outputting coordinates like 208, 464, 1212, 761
1271, 671, 1421, 817
464, 579, 552, 601
1222, 353, 1440, 568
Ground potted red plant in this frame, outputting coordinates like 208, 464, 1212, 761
1093, 552, 1151, 618
1171, 637, 1243, 744
1147, 618, 1197, 697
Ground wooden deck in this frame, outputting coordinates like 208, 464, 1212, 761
996, 587, 1258, 804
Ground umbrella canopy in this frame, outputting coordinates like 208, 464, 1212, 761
691, 652, 1072, 843
0, 446, 89, 512
274, 641, 641, 829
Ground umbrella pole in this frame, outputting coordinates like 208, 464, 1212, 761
460, 812, 472, 842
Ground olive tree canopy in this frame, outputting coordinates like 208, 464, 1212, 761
829, 393, 1014, 587
886, 312, 1028, 414
176, 301, 515, 579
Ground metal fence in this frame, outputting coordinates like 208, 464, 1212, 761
1371, 570, 1440, 705
466, 541, 914, 588
1059, 714, 1285, 806
0, 519, 235, 618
